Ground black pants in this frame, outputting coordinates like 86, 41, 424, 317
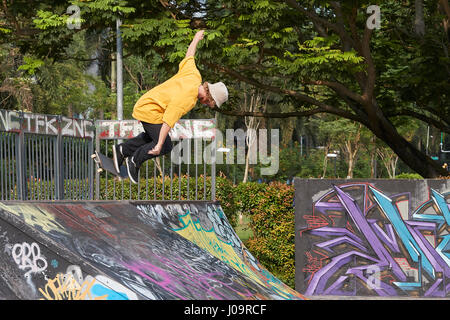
119, 122, 173, 169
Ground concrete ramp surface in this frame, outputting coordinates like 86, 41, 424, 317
0, 201, 304, 300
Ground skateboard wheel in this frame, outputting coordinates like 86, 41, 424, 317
97, 168, 103, 173
91, 154, 96, 159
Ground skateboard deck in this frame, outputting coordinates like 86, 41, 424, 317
92, 151, 128, 179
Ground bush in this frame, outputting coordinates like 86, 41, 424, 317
395, 173, 423, 179
234, 181, 296, 288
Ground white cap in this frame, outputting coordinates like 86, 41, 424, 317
207, 82, 228, 107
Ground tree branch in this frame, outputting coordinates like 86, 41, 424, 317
281, 0, 355, 47
387, 109, 450, 134
304, 79, 365, 105
203, 61, 364, 124
210, 106, 324, 118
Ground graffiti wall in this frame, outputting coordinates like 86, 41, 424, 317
134, 202, 303, 300
294, 179, 450, 297
0, 200, 304, 300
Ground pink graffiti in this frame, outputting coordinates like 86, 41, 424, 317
123, 255, 255, 300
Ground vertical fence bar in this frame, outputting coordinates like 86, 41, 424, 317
211, 132, 216, 201
16, 130, 25, 200
170, 154, 173, 200
44, 136, 48, 200
7, 134, 11, 200
3, 133, 7, 200
1, 133, 5, 200
153, 159, 156, 200
29, 135, 33, 200
56, 116, 63, 200
162, 156, 165, 201
137, 163, 140, 200
0, 133, 4, 200
88, 137, 94, 200
64, 137, 69, 199
145, 161, 149, 200
77, 138, 81, 199
104, 140, 108, 200
49, 136, 54, 200
69, 137, 73, 199
178, 154, 181, 200
203, 139, 206, 201
95, 126, 100, 200
187, 138, 190, 201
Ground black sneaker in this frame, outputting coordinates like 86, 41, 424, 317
126, 157, 139, 184
113, 144, 124, 173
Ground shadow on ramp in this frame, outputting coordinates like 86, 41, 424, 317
0, 201, 305, 300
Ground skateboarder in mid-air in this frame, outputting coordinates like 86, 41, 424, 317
112, 30, 228, 184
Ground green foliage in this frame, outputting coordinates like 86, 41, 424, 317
395, 173, 424, 179
18, 56, 44, 76
32, 60, 112, 116
233, 181, 296, 288
33, 10, 73, 29
1, 0, 448, 177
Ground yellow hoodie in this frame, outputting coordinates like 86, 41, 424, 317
132, 56, 202, 128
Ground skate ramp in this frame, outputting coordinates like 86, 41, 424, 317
0, 201, 304, 300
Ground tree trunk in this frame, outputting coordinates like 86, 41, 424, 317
347, 156, 354, 178
439, 0, 450, 41
111, 53, 117, 93
415, 0, 425, 36
322, 142, 330, 178
243, 90, 263, 183
377, 147, 398, 178
369, 108, 447, 178
369, 135, 377, 178
342, 124, 361, 179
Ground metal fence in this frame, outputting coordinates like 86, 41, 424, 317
94, 119, 216, 201
0, 109, 216, 201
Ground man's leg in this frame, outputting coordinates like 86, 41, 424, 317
113, 132, 151, 172
126, 122, 173, 184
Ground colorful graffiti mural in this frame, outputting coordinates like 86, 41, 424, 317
295, 180, 450, 297
169, 204, 301, 299
0, 200, 304, 300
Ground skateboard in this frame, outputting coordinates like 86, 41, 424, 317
91, 151, 128, 179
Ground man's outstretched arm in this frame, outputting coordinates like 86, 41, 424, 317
185, 30, 204, 58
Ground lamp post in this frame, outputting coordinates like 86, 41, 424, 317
217, 147, 235, 184
116, 18, 123, 121
327, 152, 338, 178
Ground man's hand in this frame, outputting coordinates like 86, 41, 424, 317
194, 30, 204, 41
186, 30, 205, 58
148, 122, 171, 156
148, 144, 162, 156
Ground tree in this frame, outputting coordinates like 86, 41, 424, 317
313, 116, 368, 178
3, 0, 449, 177
242, 87, 265, 183
197, 0, 449, 178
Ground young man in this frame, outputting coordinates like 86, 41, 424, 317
113, 30, 228, 184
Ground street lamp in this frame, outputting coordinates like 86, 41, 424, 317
327, 151, 339, 177
217, 147, 236, 184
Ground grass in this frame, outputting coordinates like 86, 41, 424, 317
235, 212, 253, 245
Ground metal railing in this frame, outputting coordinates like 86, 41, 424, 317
95, 119, 216, 201
0, 109, 216, 201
